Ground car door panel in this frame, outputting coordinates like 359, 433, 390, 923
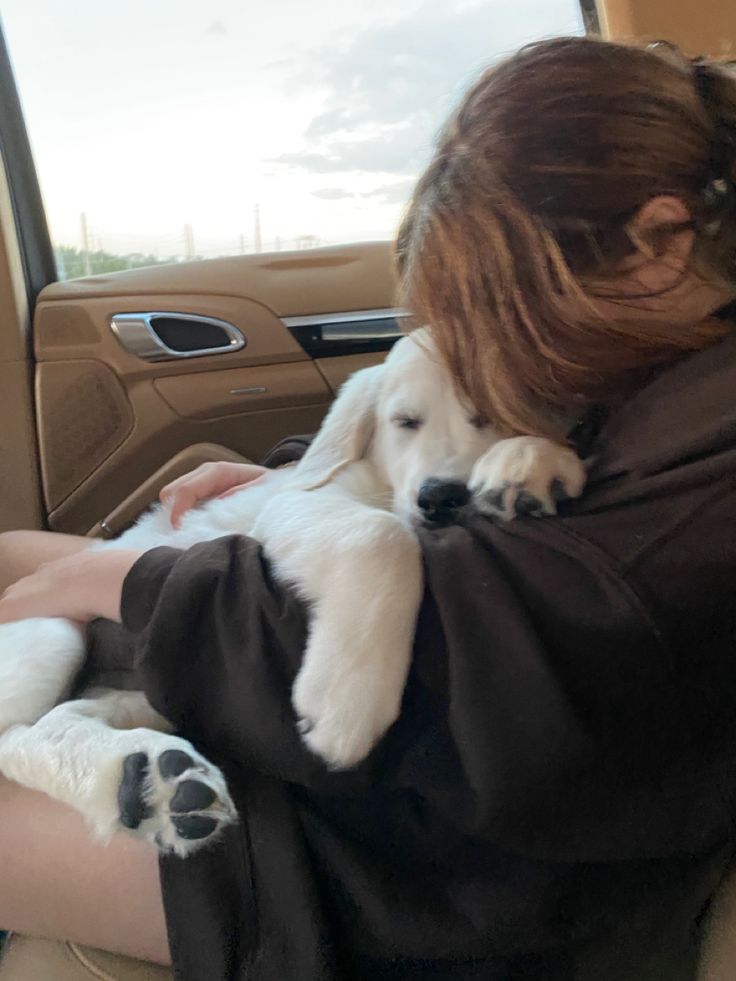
32, 241, 400, 535
314, 351, 391, 391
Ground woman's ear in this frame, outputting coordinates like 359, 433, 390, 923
623, 195, 694, 292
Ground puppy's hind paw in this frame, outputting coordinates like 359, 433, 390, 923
118, 740, 237, 857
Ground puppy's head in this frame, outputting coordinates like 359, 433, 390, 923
371, 330, 499, 527
297, 330, 498, 526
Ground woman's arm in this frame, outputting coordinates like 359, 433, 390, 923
3, 485, 732, 866
0, 455, 270, 614
0, 549, 143, 624
108, 507, 736, 864
0, 530, 88, 593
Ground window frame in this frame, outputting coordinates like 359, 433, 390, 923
0, 22, 56, 310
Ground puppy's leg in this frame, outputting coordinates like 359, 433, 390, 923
0, 690, 237, 857
0, 618, 85, 732
470, 436, 587, 519
255, 489, 423, 769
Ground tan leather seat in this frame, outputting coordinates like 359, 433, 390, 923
4, 896, 736, 981
0, 935, 173, 980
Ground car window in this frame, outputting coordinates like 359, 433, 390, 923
2, 0, 584, 280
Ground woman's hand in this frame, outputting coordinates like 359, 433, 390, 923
159, 462, 268, 528
0, 549, 145, 625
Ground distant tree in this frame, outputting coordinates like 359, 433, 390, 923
53, 245, 188, 280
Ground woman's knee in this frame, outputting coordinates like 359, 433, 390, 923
0, 776, 170, 964
0, 530, 88, 592
0, 531, 36, 591
0, 530, 33, 561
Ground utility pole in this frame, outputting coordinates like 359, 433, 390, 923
80, 212, 92, 275
254, 204, 262, 254
238, 233, 246, 254
184, 223, 195, 259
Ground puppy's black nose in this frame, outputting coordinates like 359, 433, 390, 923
417, 479, 470, 521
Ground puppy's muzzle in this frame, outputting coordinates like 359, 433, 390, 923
417, 478, 471, 526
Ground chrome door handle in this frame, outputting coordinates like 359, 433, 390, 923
110, 312, 245, 362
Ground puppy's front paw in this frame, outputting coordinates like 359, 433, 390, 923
292, 650, 402, 771
470, 436, 586, 520
117, 738, 237, 857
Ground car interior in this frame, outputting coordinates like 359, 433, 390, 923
1, 0, 736, 977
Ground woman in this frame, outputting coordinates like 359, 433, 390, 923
2, 35, 736, 980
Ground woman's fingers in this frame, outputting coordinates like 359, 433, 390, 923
167, 488, 198, 530
159, 462, 268, 528
215, 472, 268, 500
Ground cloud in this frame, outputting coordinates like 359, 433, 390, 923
311, 188, 354, 200
269, 0, 582, 177
272, 122, 427, 176
362, 178, 417, 205
309, 179, 416, 208
206, 21, 227, 35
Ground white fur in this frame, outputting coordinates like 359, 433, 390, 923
470, 435, 586, 517
0, 618, 86, 727
0, 329, 586, 854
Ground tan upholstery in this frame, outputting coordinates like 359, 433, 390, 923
33, 242, 396, 536
1, 925, 735, 980
0, 935, 172, 980
4, 869, 736, 979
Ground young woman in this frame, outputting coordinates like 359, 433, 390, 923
2, 35, 736, 981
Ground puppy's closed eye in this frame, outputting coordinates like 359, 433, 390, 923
393, 414, 423, 431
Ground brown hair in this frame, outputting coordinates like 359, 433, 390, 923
397, 36, 736, 438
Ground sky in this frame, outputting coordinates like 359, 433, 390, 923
2, 0, 584, 260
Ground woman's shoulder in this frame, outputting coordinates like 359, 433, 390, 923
564, 329, 736, 571
587, 329, 736, 492
415, 328, 736, 661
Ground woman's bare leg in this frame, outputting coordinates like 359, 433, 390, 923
0, 530, 88, 593
0, 777, 170, 964
0, 531, 170, 963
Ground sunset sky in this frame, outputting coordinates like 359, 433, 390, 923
2, 0, 583, 261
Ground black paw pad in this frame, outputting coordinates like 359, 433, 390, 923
118, 752, 154, 829
514, 491, 542, 516
551, 478, 568, 503
158, 749, 195, 779
483, 483, 509, 511
172, 814, 219, 840
170, 780, 217, 813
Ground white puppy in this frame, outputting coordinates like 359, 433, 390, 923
0, 330, 585, 855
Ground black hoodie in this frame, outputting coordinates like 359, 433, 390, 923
94, 329, 736, 980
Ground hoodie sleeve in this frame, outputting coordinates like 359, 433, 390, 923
119, 503, 736, 864
403, 515, 736, 862
120, 535, 342, 788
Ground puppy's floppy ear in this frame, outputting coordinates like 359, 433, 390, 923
296, 363, 384, 490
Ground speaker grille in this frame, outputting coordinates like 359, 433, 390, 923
38, 361, 133, 508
